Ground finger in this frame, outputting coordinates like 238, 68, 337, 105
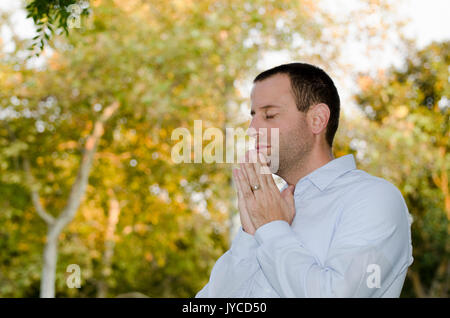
281, 185, 296, 223
241, 159, 263, 198
233, 168, 247, 208
256, 151, 272, 175
236, 165, 256, 202
239, 161, 255, 196
233, 168, 256, 233
244, 150, 259, 181
247, 149, 265, 189
281, 185, 295, 204
254, 151, 272, 189
232, 168, 241, 196
249, 150, 275, 197
257, 151, 279, 192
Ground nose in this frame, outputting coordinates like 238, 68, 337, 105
247, 118, 266, 143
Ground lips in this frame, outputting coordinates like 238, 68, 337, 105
256, 145, 270, 151
256, 145, 271, 157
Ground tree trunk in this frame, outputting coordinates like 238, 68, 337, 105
97, 190, 121, 298
40, 226, 58, 298
24, 101, 120, 298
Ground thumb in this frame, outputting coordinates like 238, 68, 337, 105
281, 185, 296, 224
289, 185, 295, 195
281, 185, 295, 202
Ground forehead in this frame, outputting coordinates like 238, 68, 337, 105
250, 73, 294, 108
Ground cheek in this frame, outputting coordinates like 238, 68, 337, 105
264, 115, 304, 147
281, 118, 310, 145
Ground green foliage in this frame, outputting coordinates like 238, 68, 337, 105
25, 0, 91, 56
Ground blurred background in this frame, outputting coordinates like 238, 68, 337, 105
0, 0, 448, 297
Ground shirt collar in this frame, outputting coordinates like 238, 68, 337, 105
303, 154, 356, 191
279, 154, 357, 193
291, 154, 356, 192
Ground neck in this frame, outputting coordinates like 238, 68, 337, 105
281, 144, 334, 186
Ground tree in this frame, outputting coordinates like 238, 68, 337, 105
24, 0, 91, 56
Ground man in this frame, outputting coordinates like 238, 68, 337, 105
196, 63, 413, 297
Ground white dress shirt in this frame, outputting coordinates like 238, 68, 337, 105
196, 154, 413, 298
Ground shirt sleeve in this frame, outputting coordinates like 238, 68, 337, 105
254, 181, 413, 297
195, 226, 260, 297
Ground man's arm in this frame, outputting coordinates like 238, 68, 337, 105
254, 181, 413, 297
195, 226, 259, 297
197, 154, 292, 298
196, 161, 264, 298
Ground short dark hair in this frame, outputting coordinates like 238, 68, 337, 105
253, 63, 340, 148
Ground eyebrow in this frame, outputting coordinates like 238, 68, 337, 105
250, 104, 281, 116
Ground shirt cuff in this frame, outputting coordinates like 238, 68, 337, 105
254, 220, 296, 245
230, 226, 259, 259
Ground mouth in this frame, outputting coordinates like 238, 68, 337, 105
256, 145, 270, 151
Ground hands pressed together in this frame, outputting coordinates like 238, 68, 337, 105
232, 150, 296, 235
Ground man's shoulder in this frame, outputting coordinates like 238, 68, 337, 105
338, 168, 401, 194
332, 168, 407, 209
328, 169, 411, 237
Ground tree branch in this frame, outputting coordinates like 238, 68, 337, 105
23, 157, 55, 225
51, 101, 120, 237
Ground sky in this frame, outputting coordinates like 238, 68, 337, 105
401, 0, 450, 48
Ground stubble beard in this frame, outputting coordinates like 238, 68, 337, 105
274, 127, 314, 182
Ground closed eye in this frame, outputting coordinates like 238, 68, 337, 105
265, 114, 277, 119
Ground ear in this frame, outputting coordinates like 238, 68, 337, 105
307, 103, 330, 135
